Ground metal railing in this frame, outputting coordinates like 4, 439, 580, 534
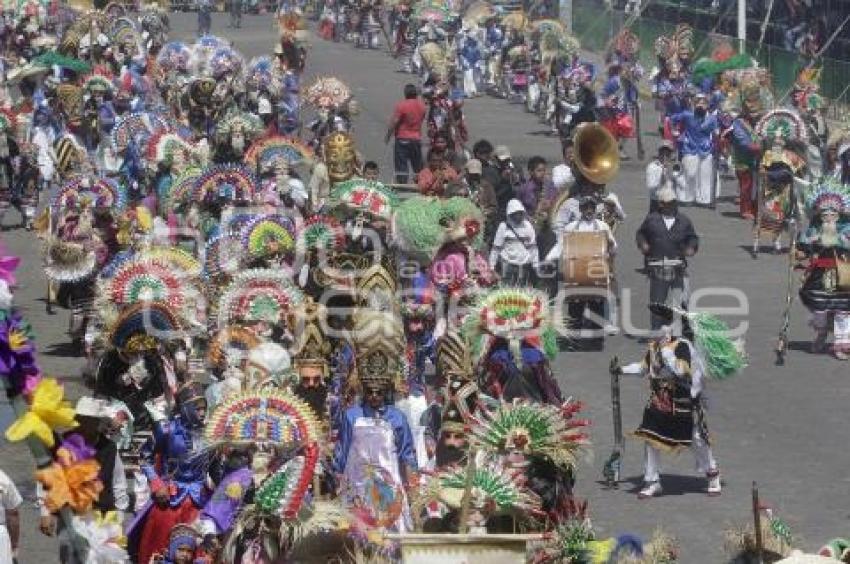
572, 0, 850, 116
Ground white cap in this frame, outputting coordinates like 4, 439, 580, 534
464, 158, 482, 174
657, 186, 677, 203
506, 198, 525, 216
258, 98, 272, 115
552, 164, 573, 190
494, 145, 511, 160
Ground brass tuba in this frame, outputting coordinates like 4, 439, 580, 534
573, 122, 620, 185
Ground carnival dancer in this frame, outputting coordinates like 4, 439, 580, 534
609, 302, 745, 499
671, 93, 717, 206
459, 35, 482, 98
729, 94, 763, 220
599, 63, 636, 161
797, 178, 850, 360
332, 368, 418, 533
636, 187, 699, 332
129, 382, 210, 564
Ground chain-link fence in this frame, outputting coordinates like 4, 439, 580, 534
572, 0, 850, 117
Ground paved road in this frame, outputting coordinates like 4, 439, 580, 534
2, 11, 848, 562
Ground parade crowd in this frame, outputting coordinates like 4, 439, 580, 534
0, 0, 845, 563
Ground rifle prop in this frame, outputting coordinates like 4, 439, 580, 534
603, 356, 624, 488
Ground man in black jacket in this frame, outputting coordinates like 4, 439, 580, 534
635, 186, 699, 332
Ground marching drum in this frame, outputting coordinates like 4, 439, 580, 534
560, 231, 610, 288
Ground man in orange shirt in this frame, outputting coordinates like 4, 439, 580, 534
417, 150, 459, 197
386, 84, 427, 184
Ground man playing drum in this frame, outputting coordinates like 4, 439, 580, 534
546, 196, 618, 345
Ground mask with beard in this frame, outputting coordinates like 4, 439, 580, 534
435, 437, 467, 467
660, 202, 678, 217
295, 383, 328, 418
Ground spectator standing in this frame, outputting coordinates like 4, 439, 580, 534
489, 199, 539, 285
463, 158, 498, 245
386, 84, 428, 184
417, 150, 459, 196
197, 0, 212, 36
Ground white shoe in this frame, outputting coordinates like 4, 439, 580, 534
707, 471, 721, 496
638, 481, 662, 499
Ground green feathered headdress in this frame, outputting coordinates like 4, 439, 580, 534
393, 196, 484, 261
471, 398, 590, 470
691, 53, 754, 85
653, 303, 746, 380
461, 286, 558, 365
438, 462, 541, 514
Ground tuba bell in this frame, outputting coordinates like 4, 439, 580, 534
573, 122, 620, 185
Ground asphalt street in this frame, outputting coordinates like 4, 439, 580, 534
1, 11, 848, 562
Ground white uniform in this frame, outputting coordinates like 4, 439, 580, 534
0, 469, 21, 564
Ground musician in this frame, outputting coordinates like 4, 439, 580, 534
636, 186, 699, 332
546, 196, 617, 342
646, 140, 686, 213
611, 304, 721, 500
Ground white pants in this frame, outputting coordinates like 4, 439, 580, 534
680, 153, 714, 205
463, 68, 477, 97
643, 426, 717, 483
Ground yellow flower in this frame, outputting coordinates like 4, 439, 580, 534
587, 538, 617, 563
225, 482, 243, 500
5, 378, 77, 447
8, 330, 27, 351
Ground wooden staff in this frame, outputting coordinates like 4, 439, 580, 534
775, 201, 799, 365
752, 160, 763, 259
458, 447, 478, 534
632, 94, 644, 161
752, 482, 764, 564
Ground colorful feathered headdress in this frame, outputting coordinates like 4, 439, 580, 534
805, 177, 850, 216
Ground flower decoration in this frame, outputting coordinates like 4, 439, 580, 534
5, 378, 77, 447
36, 443, 103, 514
71, 511, 128, 563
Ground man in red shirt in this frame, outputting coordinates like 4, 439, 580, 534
385, 84, 427, 184
417, 150, 459, 197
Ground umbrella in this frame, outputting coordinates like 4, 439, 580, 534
31, 52, 91, 73
304, 76, 351, 109
501, 11, 528, 31
531, 18, 564, 34
463, 0, 495, 26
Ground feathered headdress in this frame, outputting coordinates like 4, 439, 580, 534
471, 398, 590, 470
194, 164, 257, 205
650, 303, 746, 380
217, 269, 304, 328
240, 214, 296, 262
330, 179, 399, 222
431, 461, 541, 514
804, 177, 850, 216
393, 196, 484, 261
462, 286, 558, 365
204, 388, 320, 447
